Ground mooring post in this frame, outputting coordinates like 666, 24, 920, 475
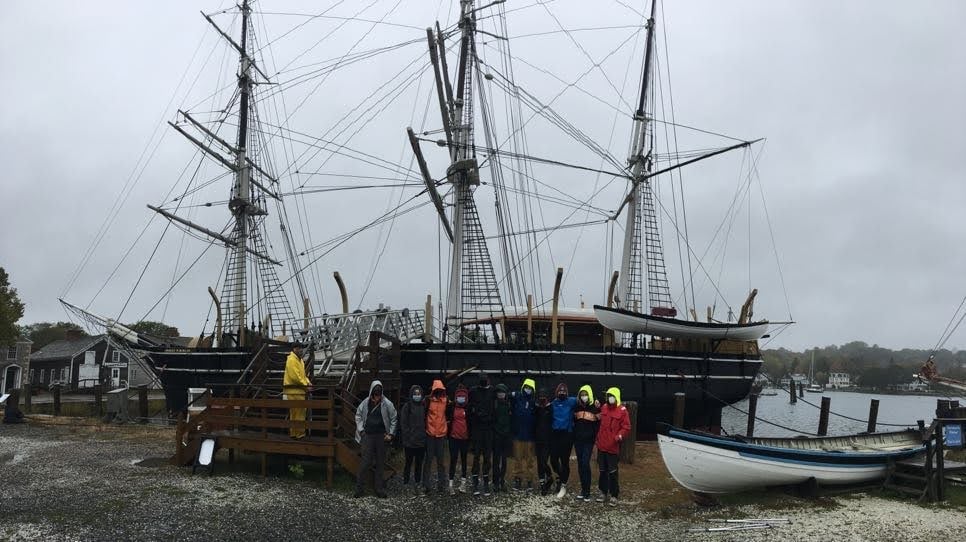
672, 392, 686, 427
22, 384, 31, 414
935, 421, 946, 502
867, 398, 879, 433
798, 383, 804, 398
138, 385, 148, 424
789, 380, 797, 404
93, 384, 103, 418
746, 393, 758, 437
52, 384, 61, 416
817, 396, 831, 436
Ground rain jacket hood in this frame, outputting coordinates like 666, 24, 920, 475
409, 384, 424, 398
455, 386, 470, 403
431, 379, 446, 394
605, 386, 621, 406
578, 384, 594, 404
369, 379, 384, 398
521, 378, 536, 393
400, 385, 427, 448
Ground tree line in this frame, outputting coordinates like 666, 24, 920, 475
761, 341, 966, 388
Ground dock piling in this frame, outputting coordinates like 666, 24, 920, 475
746, 393, 758, 437
52, 384, 61, 416
817, 396, 831, 436
22, 384, 30, 414
798, 384, 804, 398
789, 380, 797, 404
867, 399, 879, 433
672, 392, 685, 427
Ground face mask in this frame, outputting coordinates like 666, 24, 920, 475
497, 392, 506, 400
557, 393, 566, 400
456, 396, 466, 405
539, 398, 549, 406
480, 380, 489, 388
412, 394, 422, 402
607, 396, 616, 405
579, 394, 589, 403
523, 386, 533, 395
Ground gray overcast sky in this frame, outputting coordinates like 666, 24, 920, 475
1, 0, 964, 352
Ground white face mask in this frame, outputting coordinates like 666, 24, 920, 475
579, 394, 589, 403
607, 396, 616, 405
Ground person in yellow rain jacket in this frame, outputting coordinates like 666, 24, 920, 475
283, 343, 311, 439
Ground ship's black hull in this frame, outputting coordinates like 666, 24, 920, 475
149, 343, 760, 437
399, 343, 761, 437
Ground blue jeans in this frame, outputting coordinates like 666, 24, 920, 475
574, 441, 594, 496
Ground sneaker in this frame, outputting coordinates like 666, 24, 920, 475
526, 480, 534, 492
556, 484, 567, 499
473, 482, 481, 497
608, 497, 618, 507
554, 480, 562, 495
513, 477, 522, 491
595, 492, 606, 503
460, 477, 469, 493
574, 494, 585, 502
483, 480, 491, 496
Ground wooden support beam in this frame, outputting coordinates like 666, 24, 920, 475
208, 287, 222, 346
867, 399, 879, 433
672, 392, 685, 427
334, 272, 349, 313
789, 380, 797, 404
746, 393, 758, 437
424, 294, 434, 342
550, 267, 563, 345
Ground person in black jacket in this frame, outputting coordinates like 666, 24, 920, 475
573, 384, 600, 501
398, 384, 427, 495
469, 372, 496, 496
533, 387, 554, 495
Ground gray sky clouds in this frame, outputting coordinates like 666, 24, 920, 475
1, 0, 964, 352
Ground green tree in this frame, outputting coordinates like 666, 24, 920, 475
0, 267, 25, 344
22, 321, 88, 350
126, 321, 180, 338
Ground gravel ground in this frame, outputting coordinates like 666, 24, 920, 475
2, 421, 964, 542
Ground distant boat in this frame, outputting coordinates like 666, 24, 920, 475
805, 384, 824, 393
657, 426, 924, 494
805, 351, 823, 392
593, 306, 769, 341
758, 390, 778, 397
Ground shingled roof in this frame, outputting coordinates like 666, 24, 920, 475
30, 335, 104, 361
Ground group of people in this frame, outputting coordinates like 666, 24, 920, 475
349, 371, 632, 504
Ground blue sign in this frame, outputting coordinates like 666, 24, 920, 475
945, 424, 963, 448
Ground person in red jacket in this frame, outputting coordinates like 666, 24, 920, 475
594, 386, 630, 505
446, 385, 471, 494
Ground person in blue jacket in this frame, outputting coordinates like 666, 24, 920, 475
510, 377, 537, 491
549, 381, 577, 498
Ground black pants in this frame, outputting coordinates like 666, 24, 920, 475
491, 434, 512, 485
403, 446, 425, 484
423, 436, 446, 489
356, 433, 387, 493
449, 437, 469, 480
472, 427, 494, 481
598, 451, 619, 498
549, 430, 573, 483
535, 441, 550, 482
574, 441, 594, 496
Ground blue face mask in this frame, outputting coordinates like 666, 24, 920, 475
412, 394, 423, 402
456, 396, 466, 405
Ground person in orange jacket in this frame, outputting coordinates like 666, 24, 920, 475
282, 343, 311, 439
422, 379, 449, 493
594, 386, 630, 505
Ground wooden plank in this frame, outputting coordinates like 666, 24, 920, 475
203, 414, 335, 431
217, 437, 335, 457
209, 398, 334, 409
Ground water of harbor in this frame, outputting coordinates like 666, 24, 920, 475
721, 389, 966, 438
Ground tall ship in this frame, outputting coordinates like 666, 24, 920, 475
63, 0, 789, 436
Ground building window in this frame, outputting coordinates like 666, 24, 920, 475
29, 369, 34, 383
130, 367, 137, 381
61, 367, 67, 382
112, 350, 124, 364
6, 346, 16, 360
